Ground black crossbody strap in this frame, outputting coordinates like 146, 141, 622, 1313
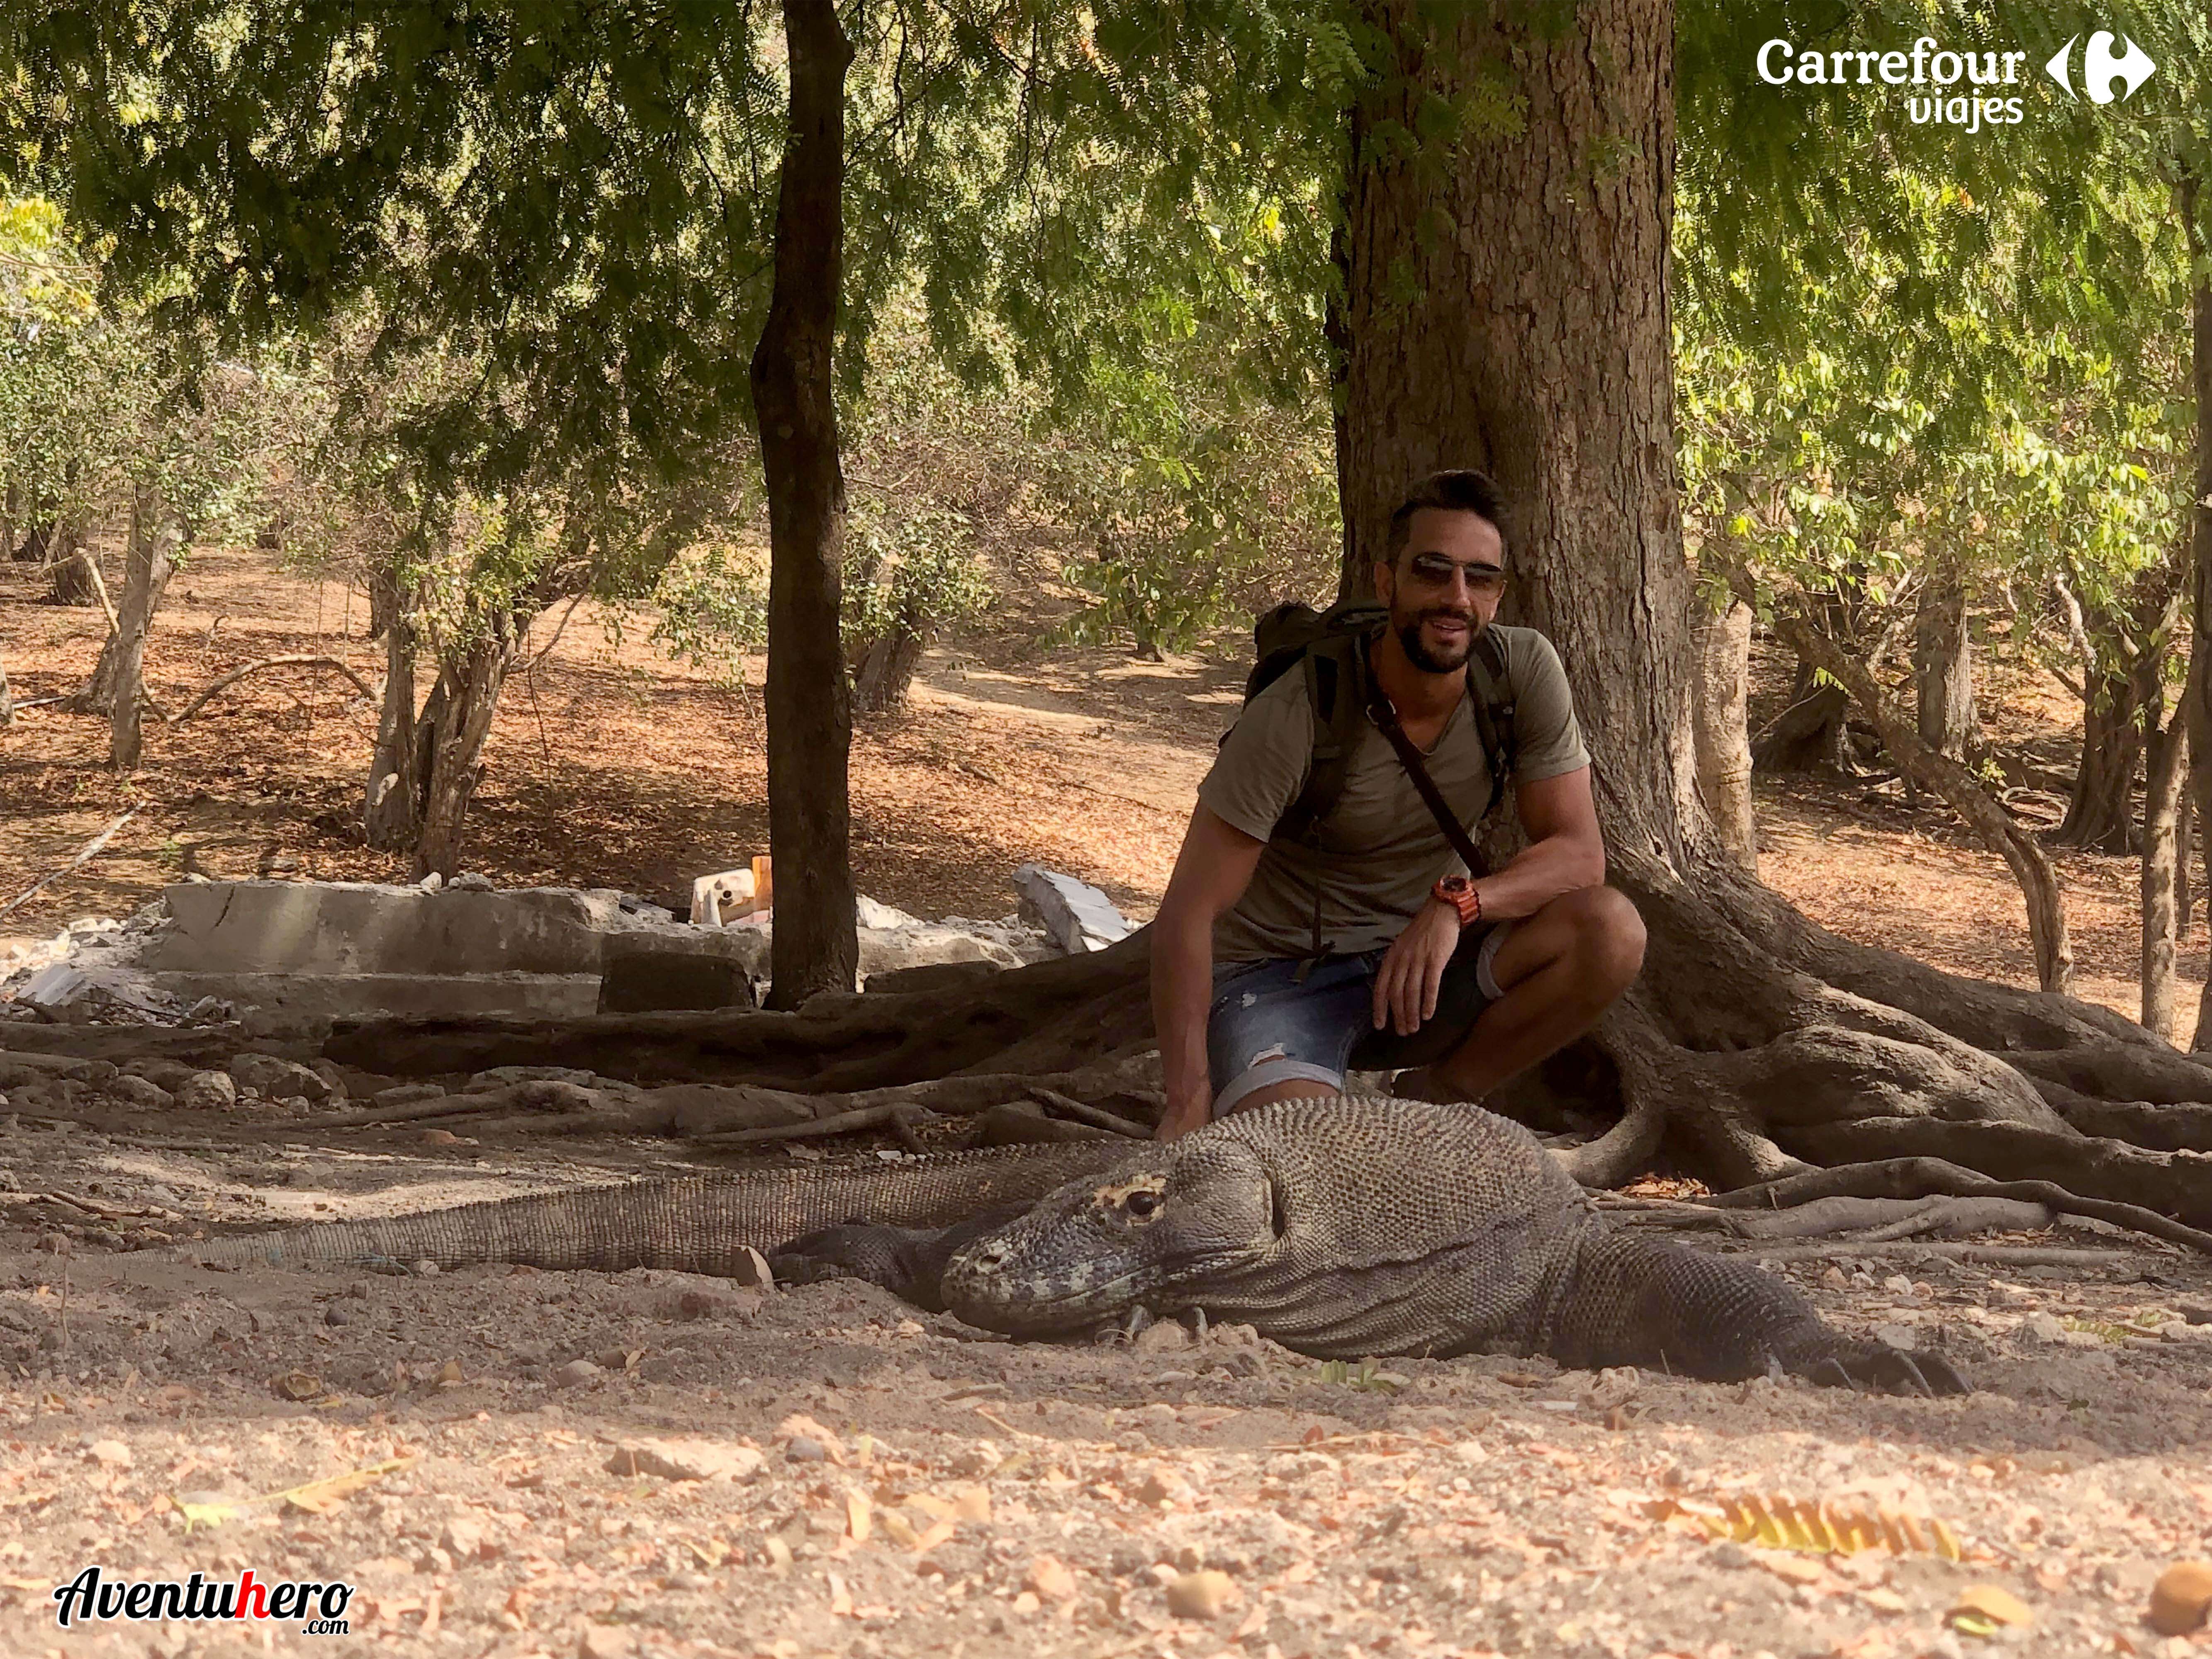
1361, 654, 1491, 879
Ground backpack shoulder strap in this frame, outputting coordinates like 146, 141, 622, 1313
1464, 629, 1518, 824
1273, 632, 1367, 844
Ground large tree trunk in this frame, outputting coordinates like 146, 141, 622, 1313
749, 0, 859, 1010
2182, 168, 2212, 1053
1689, 594, 1756, 871
363, 564, 422, 850
1322, 0, 2206, 1221
106, 487, 178, 768
1913, 577, 1975, 760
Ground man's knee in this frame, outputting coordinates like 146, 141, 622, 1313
1555, 885, 1645, 994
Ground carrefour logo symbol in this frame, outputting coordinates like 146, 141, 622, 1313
2045, 31, 2156, 102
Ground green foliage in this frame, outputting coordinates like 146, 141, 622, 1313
845, 505, 995, 655
1043, 321, 1339, 655
650, 545, 771, 691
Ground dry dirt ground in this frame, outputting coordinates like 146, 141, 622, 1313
4, 553, 2212, 1659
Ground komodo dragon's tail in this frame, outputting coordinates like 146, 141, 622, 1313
1556, 1229, 1969, 1395
167, 1143, 1132, 1277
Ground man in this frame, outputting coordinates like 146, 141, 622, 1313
1151, 469, 1646, 1141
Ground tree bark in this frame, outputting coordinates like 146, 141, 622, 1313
364, 564, 422, 850
411, 620, 522, 878
107, 487, 178, 769
852, 629, 924, 713
1912, 577, 1975, 760
2055, 664, 2143, 852
2182, 167, 2212, 1052
2144, 713, 2189, 1040
0, 649, 12, 727
1689, 594, 1756, 870
749, 0, 859, 1009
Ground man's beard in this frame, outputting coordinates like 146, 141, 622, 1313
1394, 606, 1480, 674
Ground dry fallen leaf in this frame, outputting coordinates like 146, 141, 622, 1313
1947, 1584, 2032, 1637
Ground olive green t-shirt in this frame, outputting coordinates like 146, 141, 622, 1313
1199, 625, 1590, 962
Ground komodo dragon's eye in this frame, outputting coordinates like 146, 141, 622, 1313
1123, 1190, 1161, 1219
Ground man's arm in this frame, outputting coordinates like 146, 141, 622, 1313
1474, 763, 1605, 919
1370, 764, 1605, 1035
1150, 803, 1269, 1141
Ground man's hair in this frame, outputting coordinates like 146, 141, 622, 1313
1383, 469, 1508, 564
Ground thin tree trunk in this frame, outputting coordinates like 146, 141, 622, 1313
1912, 577, 1975, 760
2056, 665, 2143, 852
364, 566, 421, 849
749, 0, 858, 1009
411, 623, 521, 879
1776, 611, 2073, 995
0, 649, 12, 727
852, 629, 923, 713
1689, 593, 1756, 870
2144, 715, 2189, 1040
108, 487, 178, 769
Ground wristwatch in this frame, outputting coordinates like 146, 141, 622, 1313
1431, 875, 1482, 926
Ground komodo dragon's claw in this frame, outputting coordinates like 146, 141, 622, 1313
1804, 1344, 1970, 1397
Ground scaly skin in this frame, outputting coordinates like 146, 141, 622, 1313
930, 1096, 1968, 1394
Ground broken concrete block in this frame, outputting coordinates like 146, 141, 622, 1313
1012, 864, 1135, 954
597, 943, 754, 1014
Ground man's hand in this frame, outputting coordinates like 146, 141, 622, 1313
1372, 898, 1465, 1037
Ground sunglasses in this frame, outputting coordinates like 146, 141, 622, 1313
1405, 553, 1507, 595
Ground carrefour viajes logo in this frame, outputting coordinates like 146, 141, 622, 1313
2044, 30, 2156, 102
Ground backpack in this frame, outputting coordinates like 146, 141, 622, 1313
1237, 600, 1518, 855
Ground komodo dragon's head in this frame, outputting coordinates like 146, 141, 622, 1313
938, 1131, 1278, 1336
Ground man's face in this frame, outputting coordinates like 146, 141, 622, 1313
1373, 508, 1507, 674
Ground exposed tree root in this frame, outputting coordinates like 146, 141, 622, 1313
319, 931, 1152, 1086
1601, 1193, 2051, 1241
1705, 1155, 2212, 1255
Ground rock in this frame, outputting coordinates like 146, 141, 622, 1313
1164, 1569, 1241, 1620
2150, 1562, 2212, 1635
1873, 1323, 1921, 1351
577, 1625, 636, 1659
784, 1436, 828, 1464
449, 872, 495, 892
2179, 1301, 2212, 1326
175, 1071, 237, 1111
1012, 863, 1135, 953
1134, 1319, 1192, 1353
229, 1052, 332, 1102
102, 1075, 173, 1110
1026, 1554, 1078, 1603
440, 1515, 490, 1558
84, 1439, 132, 1467
603, 1438, 763, 1482
1137, 1467, 1194, 1508
2020, 1312, 2067, 1345
372, 1082, 448, 1110
551, 1360, 602, 1389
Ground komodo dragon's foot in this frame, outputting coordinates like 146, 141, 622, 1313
1784, 1336, 1971, 1397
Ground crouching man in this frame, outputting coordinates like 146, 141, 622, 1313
1151, 469, 1647, 1141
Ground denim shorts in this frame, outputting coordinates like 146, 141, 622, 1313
1205, 924, 1513, 1113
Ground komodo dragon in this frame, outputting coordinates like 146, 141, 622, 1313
166, 1095, 1965, 1394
